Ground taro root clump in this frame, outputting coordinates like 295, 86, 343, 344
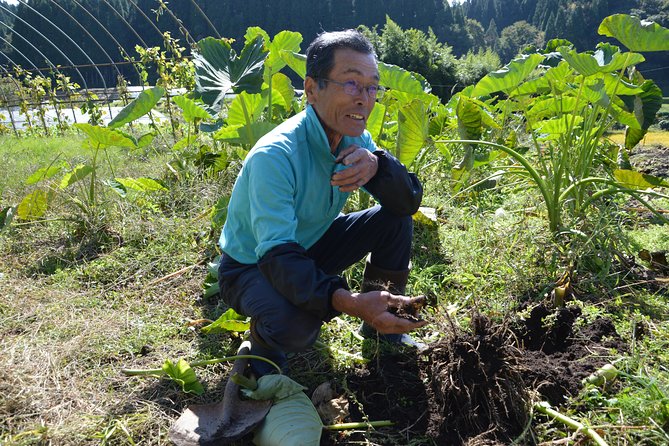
423, 315, 530, 445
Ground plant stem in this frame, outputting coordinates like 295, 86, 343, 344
324, 420, 393, 431
121, 354, 282, 376
534, 401, 608, 446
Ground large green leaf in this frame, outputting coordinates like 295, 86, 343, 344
227, 92, 265, 127
26, 161, 68, 185
201, 308, 249, 334
172, 95, 212, 123
559, 46, 644, 77
456, 96, 482, 141
246, 28, 303, 82
75, 123, 136, 148
599, 14, 669, 52
534, 115, 584, 140
366, 103, 386, 141
194, 36, 268, 111
614, 169, 669, 189
214, 122, 277, 147
17, 189, 49, 220
114, 177, 168, 192
266, 73, 295, 110
280, 50, 306, 79
161, 359, 204, 395
378, 61, 431, 96
472, 53, 544, 97
108, 86, 165, 129
60, 164, 94, 189
243, 375, 323, 446
623, 80, 663, 149
396, 99, 428, 166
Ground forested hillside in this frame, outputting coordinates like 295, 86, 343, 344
0, 0, 666, 92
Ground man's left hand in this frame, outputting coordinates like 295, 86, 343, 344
331, 144, 378, 193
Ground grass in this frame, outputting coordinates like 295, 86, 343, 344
1, 130, 669, 445
607, 129, 669, 146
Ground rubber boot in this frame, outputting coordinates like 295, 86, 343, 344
248, 319, 288, 377
358, 258, 426, 349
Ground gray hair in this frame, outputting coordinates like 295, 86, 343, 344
305, 29, 376, 84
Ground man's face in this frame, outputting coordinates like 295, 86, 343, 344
305, 48, 379, 139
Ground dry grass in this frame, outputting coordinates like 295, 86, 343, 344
607, 130, 669, 146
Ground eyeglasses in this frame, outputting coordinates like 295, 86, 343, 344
319, 78, 386, 99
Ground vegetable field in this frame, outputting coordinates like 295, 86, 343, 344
2, 14, 669, 446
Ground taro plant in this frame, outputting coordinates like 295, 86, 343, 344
192, 28, 304, 152
11, 87, 166, 230
438, 14, 669, 236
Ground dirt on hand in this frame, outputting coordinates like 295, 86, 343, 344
335, 303, 626, 446
389, 295, 427, 323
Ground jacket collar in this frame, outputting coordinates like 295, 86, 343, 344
305, 104, 339, 159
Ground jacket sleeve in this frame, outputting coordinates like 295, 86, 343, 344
257, 242, 348, 321
363, 149, 423, 216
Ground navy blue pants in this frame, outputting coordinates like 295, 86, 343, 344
218, 205, 413, 367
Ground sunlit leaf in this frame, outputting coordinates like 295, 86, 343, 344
60, 164, 94, 189
17, 189, 49, 220
108, 86, 165, 129
279, 50, 306, 79
201, 308, 249, 334
214, 122, 277, 147
378, 61, 431, 95
227, 92, 265, 127
267, 72, 295, 110
26, 161, 68, 185
396, 99, 428, 166
75, 123, 136, 148
456, 96, 482, 141
366, 102, 386, 141
534, 115, 584, 139
194, 36, 268, 112
161, 359, 204, 395
114, 177, 167, 192
137, 132, 156, 149
599, 14, 669, 52
472, 53, 544, 97
246, 28, 303, 82
614, 169, 669, 189
210, 195, 230, 231
172, 95, 212, 123
559, 46, 644, 77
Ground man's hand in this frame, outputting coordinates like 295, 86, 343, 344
331, 144, 378, 193
332, 288, 427, 334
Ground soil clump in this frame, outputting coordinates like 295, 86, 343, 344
337, 303, 626, 445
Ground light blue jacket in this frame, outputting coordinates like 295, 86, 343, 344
220, 105, 377, 264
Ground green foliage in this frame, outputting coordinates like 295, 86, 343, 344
107, 86, 165, 129
193, 36, 268, 112
161, 358, 205, 395
497, 21, 545, 63
455, 48, 502, 87
201, 308, 249, 334
361, 17, 458, 100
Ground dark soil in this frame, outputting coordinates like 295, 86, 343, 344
332, 303, 626, 446
629, 143, 669, 179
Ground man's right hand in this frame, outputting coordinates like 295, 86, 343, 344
332, 288, 427, 334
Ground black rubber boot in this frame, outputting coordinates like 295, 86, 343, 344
248, 319, 287, 377
358, 259, 425, 349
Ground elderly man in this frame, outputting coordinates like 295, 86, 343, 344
217, 29, 426, 376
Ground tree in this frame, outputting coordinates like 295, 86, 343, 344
484, 18, 499, 51
368, 16, 458, 99
498, 20, 544, 62
466, 18, 485, 50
